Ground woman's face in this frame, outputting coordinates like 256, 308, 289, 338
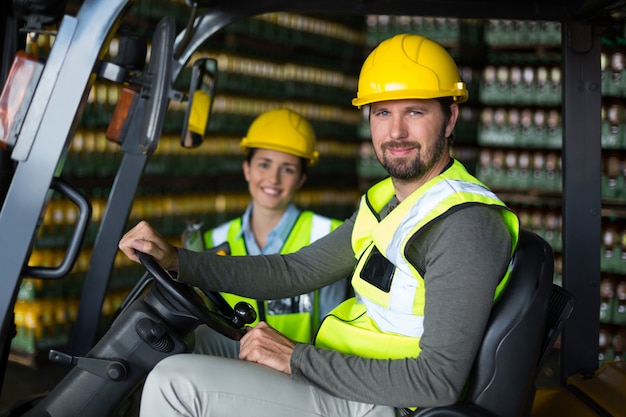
243, 148, 306, 212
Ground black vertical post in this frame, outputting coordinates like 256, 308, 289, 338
560, 20, 602, 381
68, 152, 148, 356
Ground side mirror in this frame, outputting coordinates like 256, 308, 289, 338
181, 58, 217, 148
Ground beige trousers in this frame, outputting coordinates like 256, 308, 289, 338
139, 325, 398, 417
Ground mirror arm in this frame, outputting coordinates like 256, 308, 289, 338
174, 2, 200, 60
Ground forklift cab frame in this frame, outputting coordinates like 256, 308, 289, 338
0, 0, 619, 414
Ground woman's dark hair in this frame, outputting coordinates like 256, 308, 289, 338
245, 148, 307, 176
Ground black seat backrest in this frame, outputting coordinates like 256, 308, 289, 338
412, 230, 573, 417
535, 284, 575, 374
463, 229, 554, 417
411, 230, 556, 417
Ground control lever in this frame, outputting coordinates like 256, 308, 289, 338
48, 349, 128, 381
230, 301, 257, 327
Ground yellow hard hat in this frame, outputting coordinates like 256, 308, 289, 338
240, 108, 319, 165
352, 34, 468, 107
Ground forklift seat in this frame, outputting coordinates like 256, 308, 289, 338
411, 229, 574, 417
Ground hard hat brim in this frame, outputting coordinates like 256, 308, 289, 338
352, 87, 469, 108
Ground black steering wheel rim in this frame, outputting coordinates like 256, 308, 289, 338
136, 250, 246, 341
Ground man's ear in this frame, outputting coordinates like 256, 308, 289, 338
445, 103, 460, 138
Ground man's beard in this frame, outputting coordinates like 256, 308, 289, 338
378, 128, 447, 181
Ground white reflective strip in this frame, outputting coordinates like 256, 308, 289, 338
359, 293, 425, 338
309, 214, 332, 243
389, 266, 419, 320
210, 222, 231, 246
387, 180, 498, 268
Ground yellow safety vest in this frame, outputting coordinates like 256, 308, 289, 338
203, 211, 342, 343
315, 160, 519, 359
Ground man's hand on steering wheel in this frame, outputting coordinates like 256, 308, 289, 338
119, 220, 179, 271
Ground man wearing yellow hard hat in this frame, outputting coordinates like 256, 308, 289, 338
183, 108, 349, 348
120, 34, 519, 416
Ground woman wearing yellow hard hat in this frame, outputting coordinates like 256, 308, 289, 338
184, 107, 349, 350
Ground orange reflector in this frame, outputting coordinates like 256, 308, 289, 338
105, 86, 137, 144
0, 51, 43, 151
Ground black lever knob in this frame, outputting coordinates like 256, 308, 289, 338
230, 302, 257, 327
136, 318, 174, 353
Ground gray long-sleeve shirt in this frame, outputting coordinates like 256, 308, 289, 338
176, 203, 513, 409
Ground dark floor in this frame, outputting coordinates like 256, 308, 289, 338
0, 359, 67, 415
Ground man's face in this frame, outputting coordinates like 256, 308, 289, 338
369, 99, 457, 182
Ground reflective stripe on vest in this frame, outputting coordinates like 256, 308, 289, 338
208, 221, 231, 250
206, 220, 246, 254
310, 215, 332, 243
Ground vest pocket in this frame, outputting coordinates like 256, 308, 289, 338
360, 246, 395, 292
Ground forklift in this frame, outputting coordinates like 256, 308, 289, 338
0, 0, 624, 416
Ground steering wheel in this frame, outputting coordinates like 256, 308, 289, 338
136, 251, 256, 341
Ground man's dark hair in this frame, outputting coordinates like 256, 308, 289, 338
436, 97, 455, 145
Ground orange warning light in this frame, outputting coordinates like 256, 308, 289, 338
105, 86, 137, 144
0, 51, 44, 151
